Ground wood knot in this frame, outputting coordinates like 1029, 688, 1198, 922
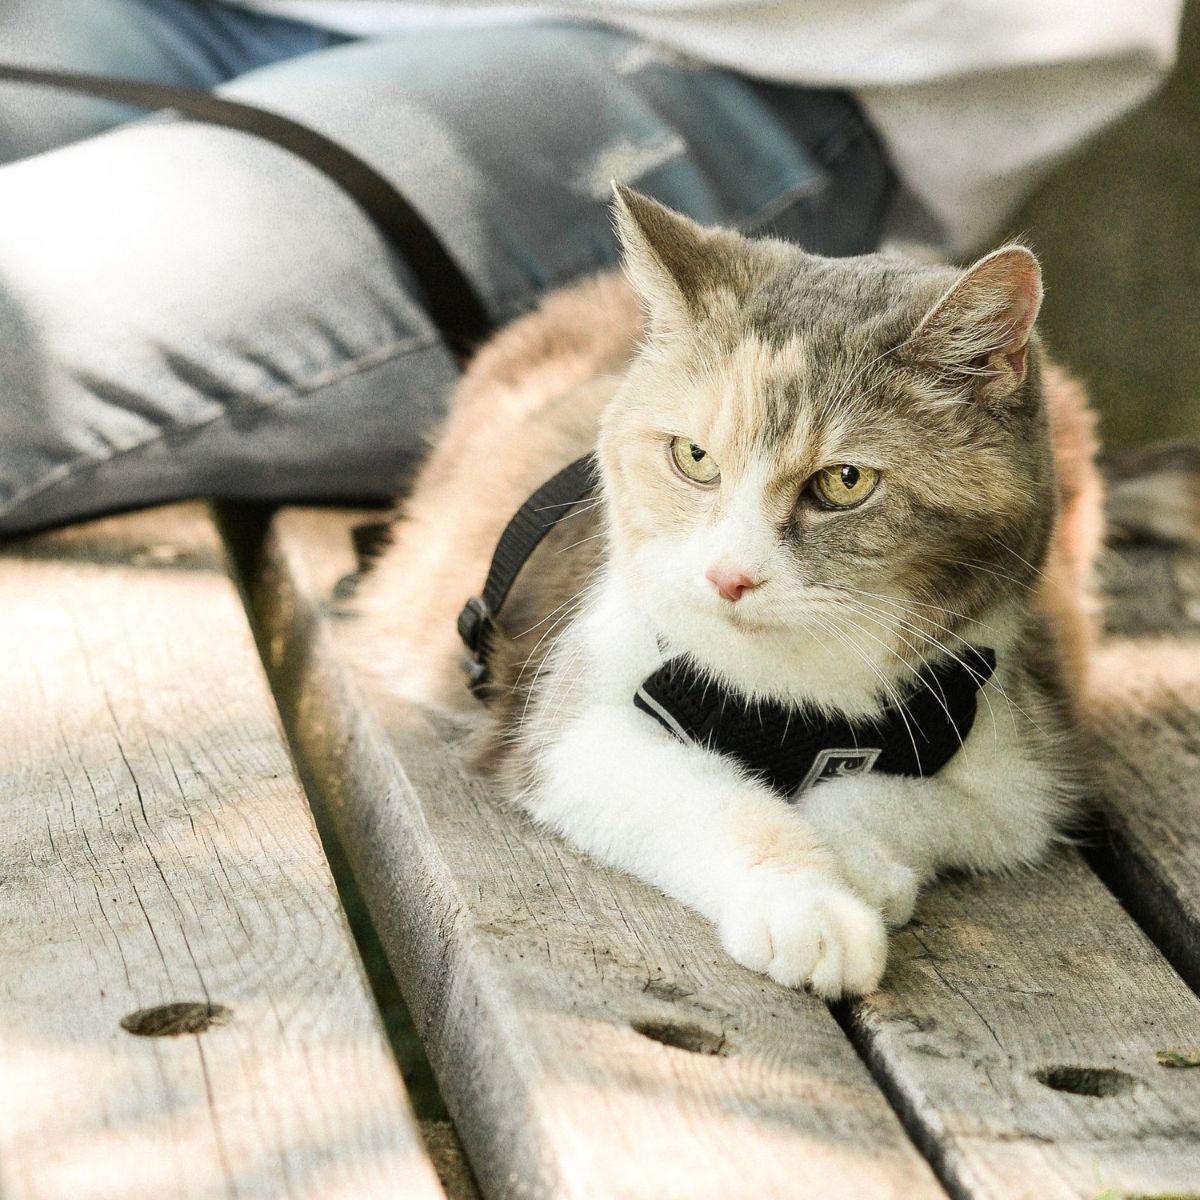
1033, 1065, 1134, 1098
121, 1002, 232, 1037
632, 1019, 729, 1056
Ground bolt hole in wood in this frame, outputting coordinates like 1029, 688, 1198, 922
1032, 1065, 1135, 1098
120, 1002, 233, 1037
631, 1020, 729, 1056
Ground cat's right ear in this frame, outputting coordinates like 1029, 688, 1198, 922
611, 184, 715, 335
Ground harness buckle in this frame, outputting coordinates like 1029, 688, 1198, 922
457, 595, 492, 653
463, 656, 490, 696
457, 596, 494, 696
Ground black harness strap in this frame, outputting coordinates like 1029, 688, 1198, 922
0, 64, 494, 367
634, 646, 996, 799
457, 453, 599, 693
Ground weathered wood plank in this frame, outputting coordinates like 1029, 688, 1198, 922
0, 504, 444, 1200
847, 851, 1200, 1198
250, 508, 947, 1200
253, 502, 1200, 1200
1089, 531, 1200, 992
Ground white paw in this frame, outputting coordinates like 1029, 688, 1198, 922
718, 872, 887, 999
834, 844, 919, 928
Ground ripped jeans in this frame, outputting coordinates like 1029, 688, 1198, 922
0, 0, 895, 534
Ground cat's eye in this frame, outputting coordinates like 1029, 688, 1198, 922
810, 464, 879, 509
669, 436, 720, 485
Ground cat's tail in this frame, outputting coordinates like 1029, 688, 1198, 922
1039, 361, 1104, 703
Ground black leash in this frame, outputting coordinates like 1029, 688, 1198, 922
457, 453, 599, 693
0, 63, 495, 367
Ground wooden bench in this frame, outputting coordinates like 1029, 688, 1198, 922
2, 452, 1199, 1199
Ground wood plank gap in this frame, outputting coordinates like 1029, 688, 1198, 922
215, 502, 456, 1125
1083, 528, 1200, 997
827, 998, 974, 1200
1081, 823, 1200, 997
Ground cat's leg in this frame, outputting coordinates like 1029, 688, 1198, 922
797, 694, 1072, 923
528, 705, 888, 998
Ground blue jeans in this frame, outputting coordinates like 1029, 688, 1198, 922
0, 0, 895, 534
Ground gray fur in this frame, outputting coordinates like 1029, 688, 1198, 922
610, 187, 1057, 674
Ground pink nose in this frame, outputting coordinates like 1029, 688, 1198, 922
705, 566, 761, 603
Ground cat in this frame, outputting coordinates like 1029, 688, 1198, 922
357, 185, 1102, 999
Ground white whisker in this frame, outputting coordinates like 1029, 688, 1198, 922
807, 610, 925, 768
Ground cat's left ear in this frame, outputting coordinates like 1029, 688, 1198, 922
904, 246, 1043, 404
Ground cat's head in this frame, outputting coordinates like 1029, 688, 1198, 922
596, 187, 1055, 706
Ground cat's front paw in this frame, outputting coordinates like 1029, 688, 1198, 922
799, 789, 921, 927
833, 843, 919, 929
718, 871, 887, 999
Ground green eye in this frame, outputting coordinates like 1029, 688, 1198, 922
670, 436, 720, 484
811, 464, 879, 508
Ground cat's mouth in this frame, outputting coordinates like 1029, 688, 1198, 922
721, 605, 776, 633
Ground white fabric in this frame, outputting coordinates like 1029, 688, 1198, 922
231, 0, 1183, 251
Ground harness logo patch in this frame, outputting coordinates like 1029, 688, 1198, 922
792, 747, 882, 800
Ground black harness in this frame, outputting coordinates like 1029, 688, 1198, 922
459, 456, 995, 799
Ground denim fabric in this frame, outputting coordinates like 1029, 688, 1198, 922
0, 0, 352, 164
0, 10, 895, 535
